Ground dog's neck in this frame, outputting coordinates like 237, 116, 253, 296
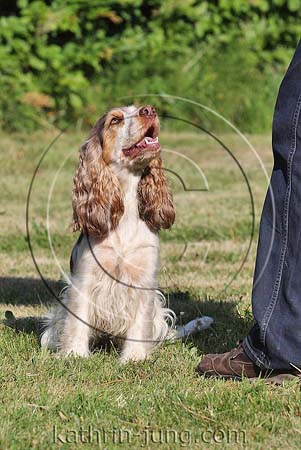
112, 166, 142, 233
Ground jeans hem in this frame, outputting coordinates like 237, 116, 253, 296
242, 336, 270, 370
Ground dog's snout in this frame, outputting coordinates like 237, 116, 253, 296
139, 105, 156, 117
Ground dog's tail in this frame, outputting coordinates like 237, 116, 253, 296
153, 290, 177, 343
153, 291, 214, 342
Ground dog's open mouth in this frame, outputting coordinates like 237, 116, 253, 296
122, 127, 160, 157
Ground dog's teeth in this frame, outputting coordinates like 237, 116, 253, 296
145, 137, 158, 144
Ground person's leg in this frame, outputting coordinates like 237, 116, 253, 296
244, 40, 301, 370
197, 40, 301, 380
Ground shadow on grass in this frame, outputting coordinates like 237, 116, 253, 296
1, 278, 254, 355
0, 276, 63, 337
0, 276, 63, 306
168, 290, 254, 355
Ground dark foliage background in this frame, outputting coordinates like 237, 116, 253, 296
1, 0, 300, 132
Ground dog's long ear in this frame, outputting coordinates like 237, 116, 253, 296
137, 156, 175, 232
72, 117, 124, 237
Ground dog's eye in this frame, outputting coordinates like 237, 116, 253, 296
110, 117, 122, 125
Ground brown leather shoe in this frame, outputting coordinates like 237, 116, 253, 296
196, 343, 301, 384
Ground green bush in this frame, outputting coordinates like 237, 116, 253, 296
0, 0, 300, 132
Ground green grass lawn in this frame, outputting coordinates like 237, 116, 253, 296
1, 128, 300, 450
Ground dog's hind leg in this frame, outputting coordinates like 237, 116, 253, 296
40, 306, 66, 352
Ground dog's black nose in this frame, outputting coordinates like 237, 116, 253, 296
139, 105, 156, 117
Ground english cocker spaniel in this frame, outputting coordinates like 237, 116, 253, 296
41, 105, 177, 362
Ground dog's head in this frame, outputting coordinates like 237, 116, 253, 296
72, 105, 175, 238
99, 105, 161, 169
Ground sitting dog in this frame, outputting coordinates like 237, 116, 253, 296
41, 105, 176, 362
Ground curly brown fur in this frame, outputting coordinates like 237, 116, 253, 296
137, 156, 175, 232
72, 117, 124, 238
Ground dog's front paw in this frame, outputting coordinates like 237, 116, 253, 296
120, 347, 150, 364
120, 354, 148, 364
58, 345, 90, 358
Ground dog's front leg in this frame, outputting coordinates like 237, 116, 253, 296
59, 287, 91, 357
120, 293, 156, 363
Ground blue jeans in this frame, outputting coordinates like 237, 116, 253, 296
243, 41, 301, 369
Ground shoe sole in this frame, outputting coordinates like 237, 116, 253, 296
199, 371, 300, 385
